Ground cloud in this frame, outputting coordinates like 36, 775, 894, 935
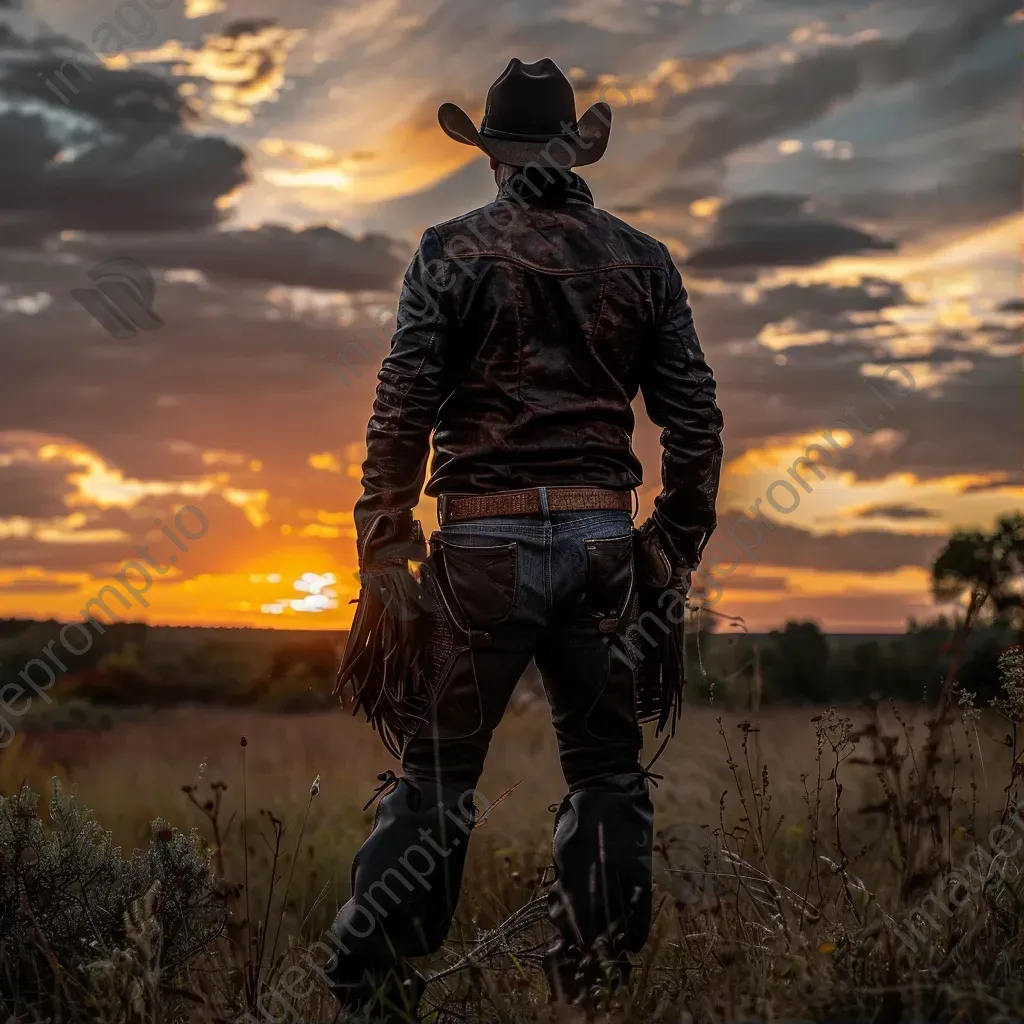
0, 578, 82, 595
684, 195, 895, 271
0, 460, 76, 519
0, 271, 386, 539
185, 0, 227, 18
833, 147, 1021, 239
259, 95, 485, 205
634, 301, 1023, 485
959, 472, 1024, 494
693, 276, 914, 344
854, 503, 942, 520
0, 0, 1018, 632
61, 225, 406, 292
0, 43, 247, 235
704, 510, 946, 573
667, 0, 1017, 171
119, 19, 306, 125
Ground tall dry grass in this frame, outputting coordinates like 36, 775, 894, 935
2, 671, 1022, 1022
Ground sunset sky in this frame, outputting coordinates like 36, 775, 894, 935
0, 0, 1020, 632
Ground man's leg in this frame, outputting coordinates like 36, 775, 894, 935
535, 523, 654, 1001
327, 525, 539, 1019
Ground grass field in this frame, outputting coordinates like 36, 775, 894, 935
3, 685, 1022, 1023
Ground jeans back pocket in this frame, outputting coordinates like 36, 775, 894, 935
431, 536, 518, 628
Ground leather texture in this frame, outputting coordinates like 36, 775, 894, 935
326, 778, 473, 1017
548, 773, 655, 951
354, 174, 724, 570
437, 484, 631, 525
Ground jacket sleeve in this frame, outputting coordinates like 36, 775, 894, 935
640, 251, 724, 569
353, 228, 454, 540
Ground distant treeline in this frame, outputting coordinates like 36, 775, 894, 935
0, 616, 1017, 721
684, 618, 1019, 709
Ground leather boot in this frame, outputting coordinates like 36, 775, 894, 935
325, 776, 475, 1022
545, 773, 653, 1004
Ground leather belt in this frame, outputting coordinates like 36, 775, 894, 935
437, 486, 633, 526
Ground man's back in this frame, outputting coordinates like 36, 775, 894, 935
358, 172, 723, 569
427, 180, 666, 495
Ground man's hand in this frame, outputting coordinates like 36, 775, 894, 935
355, 510, 431, 622
636, 517, 692, 594
357, 510, 426, 574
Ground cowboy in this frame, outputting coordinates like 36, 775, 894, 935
329, 57, 724, 1021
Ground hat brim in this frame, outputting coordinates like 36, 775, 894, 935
437, 101, 611, 168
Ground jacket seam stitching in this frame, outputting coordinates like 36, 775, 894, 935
452, 252, 665, 276
588, 277, 608, 352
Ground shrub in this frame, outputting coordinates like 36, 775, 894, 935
0, 779, 227, 1022
20, 697, 122, 734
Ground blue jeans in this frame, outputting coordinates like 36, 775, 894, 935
402, 503, 643, 791
328, 498, 653, 1012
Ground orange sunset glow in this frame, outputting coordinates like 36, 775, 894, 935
0, 0, 1020, 634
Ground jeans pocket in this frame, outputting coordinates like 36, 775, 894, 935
583, 533, 635, 625
431, 535, 518, 627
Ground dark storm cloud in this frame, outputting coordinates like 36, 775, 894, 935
833, 147, 1022, 238
720, 571, 790, 592
854, 504, 942, 521
0, 27, 407, 290
868, 350, 1024, 484
0, 579, 81, 594
0, 49, 247, 234
0, 461, 76, 518
631, 294, 1022, 487
960, 472, 1024, 493
667, 0, 1017, 171
705, 510, 947, 573
689, 276, 913, 348
60, 225, 406, 292
684, 197, 895, 271
668, 48, 860, 170
0, 498, 256, 578
928, 58, 1020, 121
750, 278, 912, 328
0, 262, 381, 525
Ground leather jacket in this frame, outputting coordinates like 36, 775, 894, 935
355, 174, 724, 568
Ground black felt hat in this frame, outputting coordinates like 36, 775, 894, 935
438, 58, 611, 169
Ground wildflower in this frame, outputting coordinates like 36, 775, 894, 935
310, 774, 321, 797
958, 688, 980, 722
992, 645, 1023, 723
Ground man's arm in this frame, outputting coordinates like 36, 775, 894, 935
640, 252, 724, 570
353, 227, 453, 561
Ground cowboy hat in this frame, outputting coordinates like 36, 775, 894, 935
438, 57, 611, 169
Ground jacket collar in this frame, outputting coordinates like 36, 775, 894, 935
498, 170, 594, 208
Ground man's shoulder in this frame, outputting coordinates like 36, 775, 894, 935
430, 201, 502, 233
427, 199, 671, 270
588, 206, 670, 262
